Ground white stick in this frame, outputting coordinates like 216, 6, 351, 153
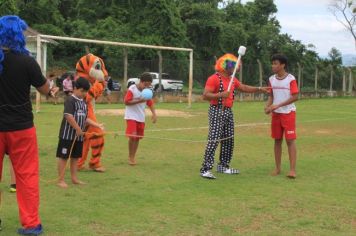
227, 46, 246, 92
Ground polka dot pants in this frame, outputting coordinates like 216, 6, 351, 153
200, 105, 234, 173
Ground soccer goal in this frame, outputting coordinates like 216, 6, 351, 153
34, 34, 194, 112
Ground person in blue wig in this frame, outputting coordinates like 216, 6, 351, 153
0, 15, 53, 235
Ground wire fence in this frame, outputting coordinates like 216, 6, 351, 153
43, 40, 355, 96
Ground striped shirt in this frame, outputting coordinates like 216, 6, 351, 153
58, 95, 87, 141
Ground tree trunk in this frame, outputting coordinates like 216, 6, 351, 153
157, 51, 163, 102
257, 59, 263, 87
239, 63, 243, 101
123, 48, 128, 92
348, 67, 353, 94
314, 66, 319, 96
329, 65, 334, 91
342, 68, 346, 95
257, 59, 263, 101
297, 62, 301, 99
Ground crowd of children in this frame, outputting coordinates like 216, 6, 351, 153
0, 13, 299, 235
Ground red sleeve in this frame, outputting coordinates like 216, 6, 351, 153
268, 81, 273, 94
290, 80, 299, 94
234, 78, 241, 89
124, 90, 134, 103
205, 75, 218, 91
146, 99, 154, 107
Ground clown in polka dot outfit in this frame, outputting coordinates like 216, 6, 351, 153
200, 53, 269, 179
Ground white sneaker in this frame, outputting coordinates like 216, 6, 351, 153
217, 165, 240, 174
222, 168, 240, 174
200, 171, 216, 179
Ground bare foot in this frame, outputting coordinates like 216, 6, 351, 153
270, 169, 281, 176
72, 179, 86, 185
287, 171, 296, 179
128, 158, 137, 166
57, 181, 68, 188
93, 166, 106, 172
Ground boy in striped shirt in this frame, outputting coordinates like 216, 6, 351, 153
56, 78, 103, 188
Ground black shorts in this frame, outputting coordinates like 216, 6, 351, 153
56, 139, 83, 159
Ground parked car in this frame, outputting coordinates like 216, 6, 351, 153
111, 80, 121, 91
127, 78, 138, 88
127, 72, 183, 91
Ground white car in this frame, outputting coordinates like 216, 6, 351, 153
127, 72, 183, 91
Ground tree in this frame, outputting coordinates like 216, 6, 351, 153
329, 0, 356, 48
0, 0, 19, 15
328, 47, 343, 90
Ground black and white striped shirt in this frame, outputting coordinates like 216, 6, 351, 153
58, 95, 87, 141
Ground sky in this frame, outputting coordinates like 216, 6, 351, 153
242, 0, 355, 56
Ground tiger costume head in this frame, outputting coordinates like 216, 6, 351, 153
75, 53, 108, 84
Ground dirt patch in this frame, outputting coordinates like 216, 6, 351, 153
97, 109, 193, 117
315, 129, 332, 134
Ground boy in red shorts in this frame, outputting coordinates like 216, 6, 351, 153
265, 54, 299, 178
124, 72, 157, 165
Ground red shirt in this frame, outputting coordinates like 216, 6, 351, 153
205, 73, 241, 107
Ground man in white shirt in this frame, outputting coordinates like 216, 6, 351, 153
265, 54, 299, 179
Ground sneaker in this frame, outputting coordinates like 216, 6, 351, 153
9, 184, 16, 193
17, 224, 43, 235
200, 171, 216, 179
217, 165, 240, 174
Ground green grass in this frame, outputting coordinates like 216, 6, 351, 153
1, 98, 356, 235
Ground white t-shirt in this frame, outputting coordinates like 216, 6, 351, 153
269, 74, 299, 114
124, 85, 153, 122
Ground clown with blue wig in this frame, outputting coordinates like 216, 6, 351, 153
0, 15, 52, 235
200, 53, 269, 179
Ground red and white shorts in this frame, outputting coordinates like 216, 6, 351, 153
271, 111, 296, 140
125, 120, 145, 140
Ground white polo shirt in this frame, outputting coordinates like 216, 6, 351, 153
269, 73, 299, 114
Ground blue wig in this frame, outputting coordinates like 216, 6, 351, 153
0, 15, 30, 74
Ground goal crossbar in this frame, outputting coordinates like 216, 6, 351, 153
35, 34, 194, 112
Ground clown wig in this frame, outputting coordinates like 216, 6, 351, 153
0, 15, 30, 74
215, 53, 238, 73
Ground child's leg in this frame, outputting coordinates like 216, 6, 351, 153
271, 139, 283, 175
70, 158, 85, 185
57, 158, 68, 188
128, 138, 139, 165
286, 139, 297, 178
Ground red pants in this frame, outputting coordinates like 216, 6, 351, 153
271, 111, 297, 140
0, 127, 41, 228
125, 119, 145, 140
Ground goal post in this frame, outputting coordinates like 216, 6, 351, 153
35, 34, 194, 112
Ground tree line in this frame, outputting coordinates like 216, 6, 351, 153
0, 0, 352, 91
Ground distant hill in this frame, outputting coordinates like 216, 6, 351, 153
319, 54, 356, 66
342, 54, 356, 66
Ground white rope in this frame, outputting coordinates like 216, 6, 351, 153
36, 116, 355, 143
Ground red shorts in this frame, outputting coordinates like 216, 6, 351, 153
126, 120, 145, 140
271, 111, 296, 140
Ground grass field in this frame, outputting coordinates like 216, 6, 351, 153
1, 98, 356, 235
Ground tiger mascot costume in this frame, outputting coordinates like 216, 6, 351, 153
76, 53, 108, 172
